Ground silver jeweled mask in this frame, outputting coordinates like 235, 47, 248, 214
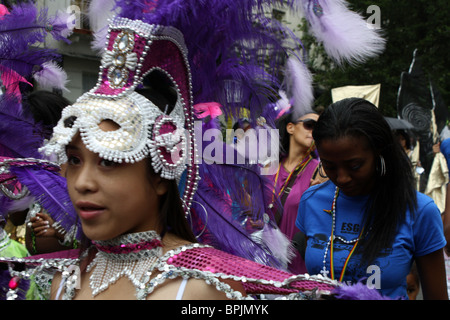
40, 17, 198, 213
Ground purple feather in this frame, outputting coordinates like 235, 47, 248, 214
332, 282, 393, 300
190, 159, 292, 268
88, 0, 118, 52
10, 166, 81, 240
192, 181, 286, 268
189, 112, 288, 266
47, 9, 74, 43
32, 61, 69, 92
0, 95, 44, 159
0, 94, 44, 220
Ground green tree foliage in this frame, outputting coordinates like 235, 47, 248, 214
297, 0, 450, 117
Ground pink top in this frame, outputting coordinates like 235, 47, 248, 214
271, 158, 319, 274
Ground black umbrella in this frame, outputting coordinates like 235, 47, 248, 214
384, 117, 415, 130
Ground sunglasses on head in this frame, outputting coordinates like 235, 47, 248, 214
294, 118, 317, 131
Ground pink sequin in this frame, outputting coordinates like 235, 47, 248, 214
95, 239, 162, 254
167, 246, 337, 294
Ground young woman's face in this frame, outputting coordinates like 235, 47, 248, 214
287, 113, 319, 150
317, 135, 377, 197
65, 121, 166, 241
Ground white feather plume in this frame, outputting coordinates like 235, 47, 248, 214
33, 61, 69, 92
251, 224, 296, 270
88, 0, 119, 53
285, 56, 314, 119
302, 0, 386, 65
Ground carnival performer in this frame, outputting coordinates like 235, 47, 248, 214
0, 0, 388, 300
296, 98, 448, 299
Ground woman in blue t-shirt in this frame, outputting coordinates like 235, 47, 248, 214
296, 98, 448, 299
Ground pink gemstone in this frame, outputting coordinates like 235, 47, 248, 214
9, 277, 19, 290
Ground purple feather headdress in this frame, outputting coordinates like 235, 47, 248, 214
89, 0, 302, 121
88, 0, 386, 118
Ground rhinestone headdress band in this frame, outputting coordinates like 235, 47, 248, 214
40, 17, 198, 213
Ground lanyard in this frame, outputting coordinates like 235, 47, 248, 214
271, 154, 313, 204
327, 187, 366, 282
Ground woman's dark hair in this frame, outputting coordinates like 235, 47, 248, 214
313, 98, 417, 265
23, 90, 70, 139
276, 112, 318, 161
395, 129, 412, 150
276, 113, 293, 160
146, 166, 197, 243
138, 70, 197, 243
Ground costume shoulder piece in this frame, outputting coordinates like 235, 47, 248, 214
0, 245, 338, 300
161, 244, 338, 298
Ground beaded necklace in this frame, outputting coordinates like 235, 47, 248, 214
321, 187, 366, 282
87, 230, 163, 297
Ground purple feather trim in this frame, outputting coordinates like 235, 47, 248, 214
332, 282, 393, 300
10, 166, 81, 240
191, 161, 289, 268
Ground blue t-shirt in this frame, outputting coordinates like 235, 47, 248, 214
440, 138, 450, 174
296, 180, 446, 299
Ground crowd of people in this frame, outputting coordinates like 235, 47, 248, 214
0, 0, 448, 302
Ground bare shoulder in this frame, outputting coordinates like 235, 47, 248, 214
160, 233, 247, 299
49, 271, 62, 300
182, 278, 246, 300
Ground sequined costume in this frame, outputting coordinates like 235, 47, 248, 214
1, 230, 338, 300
